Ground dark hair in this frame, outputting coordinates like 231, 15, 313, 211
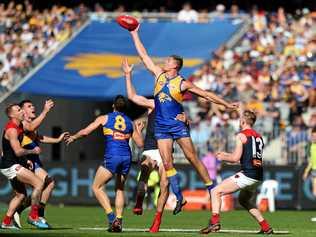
312, 127, 316, 134
19, 99, 32, 108
170, 55, 183, 71
242, 110, 257, 126
113, 95, 127, 112
5, 103, 20, 118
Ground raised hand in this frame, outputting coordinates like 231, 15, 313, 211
135, 120, 145, 132
122, 58, 134, 75
43, 99, 54, 113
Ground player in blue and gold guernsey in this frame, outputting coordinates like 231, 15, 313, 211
123, 58, 188, 232
129, 25, 239, 220
200, 109, 273, 234
65, 95, 144, 232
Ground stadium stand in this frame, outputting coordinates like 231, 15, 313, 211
183, 7, 315, 166
0, 2, 314, 168
0, 2, 88, 93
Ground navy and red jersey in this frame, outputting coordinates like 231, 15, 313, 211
143, 109, 157, 151
239, 129, 264, 181
0, 121, 26, 169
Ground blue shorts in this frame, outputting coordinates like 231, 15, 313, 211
29, 157, 43, 172
155, 122, 190, 140
103, 156, 131, 175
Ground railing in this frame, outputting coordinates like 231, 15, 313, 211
89, 11, 249, 22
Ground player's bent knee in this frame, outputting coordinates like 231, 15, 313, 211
43, 176, 55, 190
92, 185, 100, 194
211, 187, 220, 196
16, 192, 26, 200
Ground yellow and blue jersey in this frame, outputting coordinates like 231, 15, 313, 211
154, 73, 190, 140
103, 111, 133, 159
21, 131, 42, 171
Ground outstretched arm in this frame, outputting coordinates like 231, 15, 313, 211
23, 100, 54, 131
65, 116, 107, 145
132, 120, 145, 148
122, 58, 155, 109
216, 133, 245, 163
130, 26, 162, 77
40, 132, 69, 144
182, 80, 238, 110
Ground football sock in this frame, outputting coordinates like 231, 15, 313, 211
211, 213, 220, 224
166, 168, 183, 201
259, 219, 270, 231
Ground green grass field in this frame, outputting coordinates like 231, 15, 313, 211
0, 206, 316, 237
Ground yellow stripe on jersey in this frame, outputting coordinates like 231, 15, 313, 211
21, 135, 33, 147
169, 76, 183, 103
103, 128, 114, 135
154, 73, 167, 96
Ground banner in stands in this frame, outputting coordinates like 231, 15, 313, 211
18, 21, 240, 99
0, 163, 314, 209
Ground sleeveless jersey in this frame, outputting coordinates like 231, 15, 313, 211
154, 73, 185, 127
103, 112, 133, 158
240, 129, 264, 181
143, 109, 157, 151
21, 130, 41, 165
0, 121, 26, 168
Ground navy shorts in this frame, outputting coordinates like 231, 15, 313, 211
29, 157, 43, 172
155, 122, 190, 140
103, 156, 131, 175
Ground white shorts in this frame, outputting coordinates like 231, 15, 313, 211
0, 164, 22, 180
230, 172, 260, 190
142, 149, 162, 166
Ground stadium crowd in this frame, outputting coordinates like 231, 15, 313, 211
0, 1, 88, 93
185, 7, 315, 166
0, 1, 314, 167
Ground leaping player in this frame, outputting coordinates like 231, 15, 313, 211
123, 58, 187, 232
128, 25, 238, 217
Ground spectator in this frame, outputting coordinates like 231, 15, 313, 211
286, 116, 309, 165
0, 2, 88, 97
177, 2, 198, 23
201, 144, 221, 186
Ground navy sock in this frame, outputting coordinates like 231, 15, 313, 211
107, 212, 116, 224
168, 173, 183, 201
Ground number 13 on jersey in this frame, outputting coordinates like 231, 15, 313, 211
251, 136, 264, 167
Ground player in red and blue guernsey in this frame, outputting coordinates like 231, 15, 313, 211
129, 25, 238, 217
65, 95, 144, 232
0, 104, 49, 229
200, 109, 273, 234
12, 100, 68, 229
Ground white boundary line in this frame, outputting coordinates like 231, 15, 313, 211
79, 227, 290, 234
